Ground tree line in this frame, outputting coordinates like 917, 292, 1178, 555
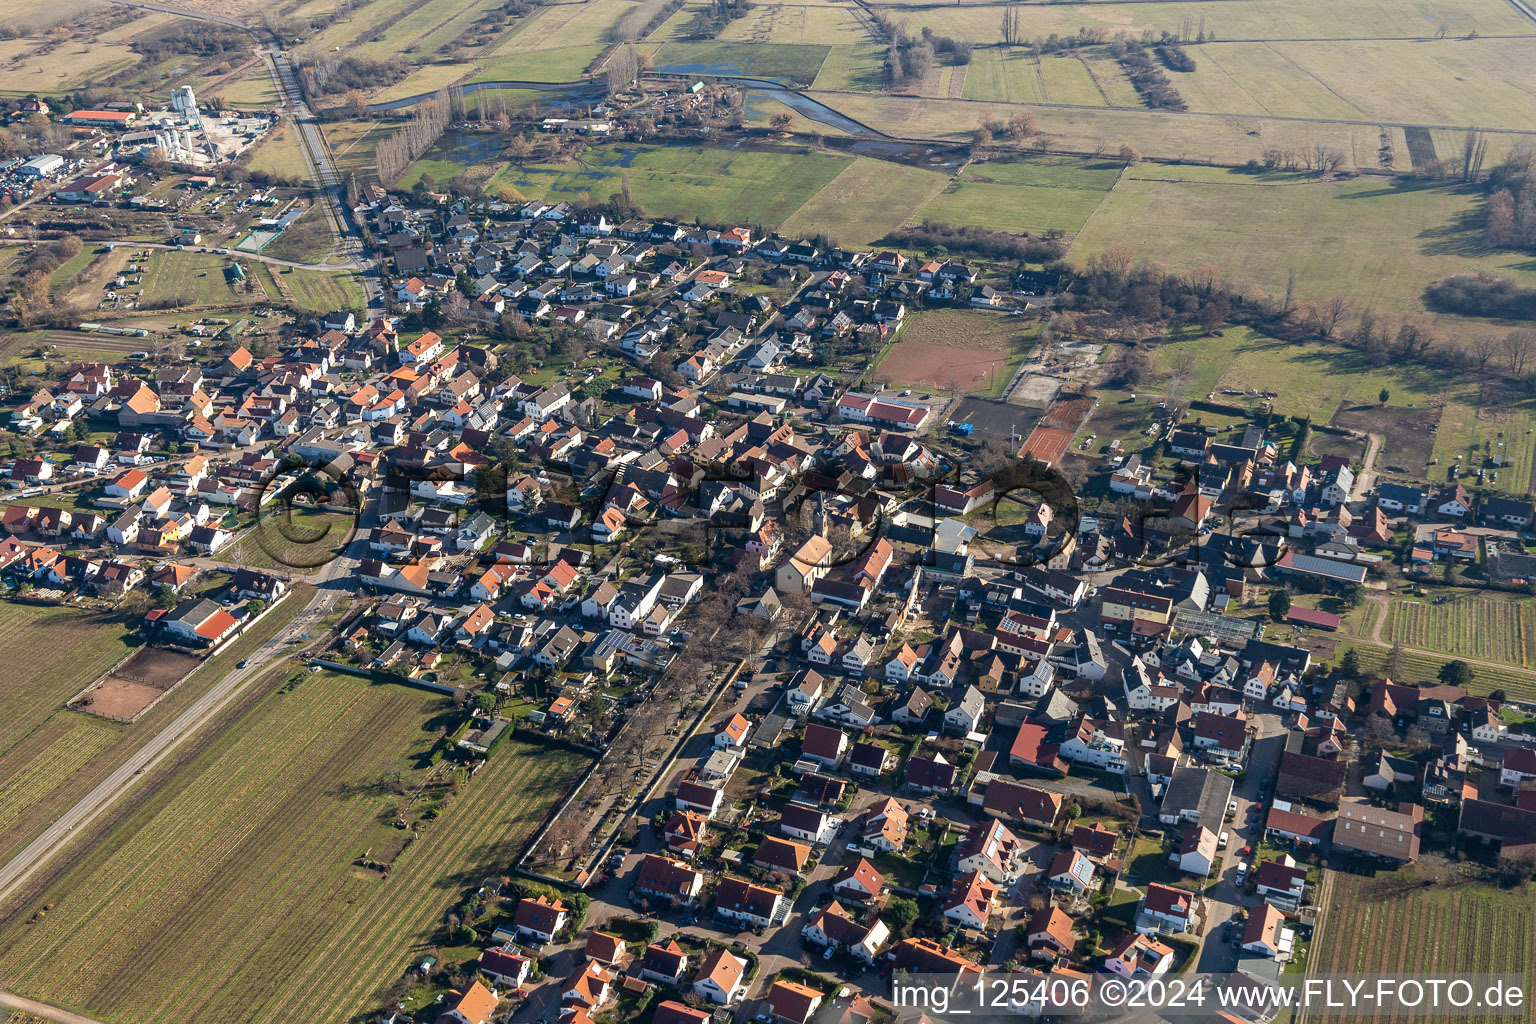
297, 52, 411, 98
1156, 42, 1195, 72
881, 220, 1067, 262
870, 16, 972, 89
1483, 146, 1536, 251
1110, 40, 1186, 110
375, 89, 453, 185
686, 0, 749, 40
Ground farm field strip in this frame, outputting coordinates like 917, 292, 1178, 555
1342, 643, 1536, 701
0, 663, 585, 1024
0, 675, 418, 1019
1382, 596, 1536, 669
1315, 868, 1532, 1024
268, 752, 583, 1022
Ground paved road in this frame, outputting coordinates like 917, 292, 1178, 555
0, 236, 364, 273
101, 0, 382, 308
0, 538, 359, 909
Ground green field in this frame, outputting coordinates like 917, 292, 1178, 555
491, 145, 851, 228
0, 669, 589, 1024
1314, 867, 1533, 1024
1070, 171, 1536, 332
778, 158, 951, 246
471, 46, 605, 82
492, 0, 635, 52
138, 252, 253, 307
245, 120, 312, 185
916, 156, 1122, 236
1038, 53, 1108, 106
283, 268, 367, 312
809, 43, 886, 92
0, 589, 313, 866
960, 47, 1046, 103
717, 0, 868, 44
212, 68, 282, 109
651, 40, 832, 84
1431, 400, 1536, 496
215, 508, 360, 573
1174, 328, 1441, 419
1382, 594, 1536, 670
0, 603, 134, 862
870, 0, 1535, 44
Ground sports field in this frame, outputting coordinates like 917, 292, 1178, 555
0, 670, 589, 1024
1314, 866, 1533, 1024
874, 309, 1037, 396
493, 145, 852, 228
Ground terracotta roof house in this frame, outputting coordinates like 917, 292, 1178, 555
586, 931, 626, 965
942, 870, 999, 930
692, 947, 749, 1004
653, 1002, 712, 1024
767, 981, 824, 1024
1025, 906, 1078, 959
443, 980, 500, 1024
754, 835, 812, 875
513, 895, 569, 942
831, 857, 884, 903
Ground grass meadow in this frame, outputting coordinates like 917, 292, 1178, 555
865, 0, 1535, 44
1069, 170, 1536, 328
778, 158, 951, 245
138, 252, 253, 307
916, 157, 1122, 235
492, 145, 851, 228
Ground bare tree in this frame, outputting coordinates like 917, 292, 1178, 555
1470, 333, 1500, 375
1321, 295, 1351, 337
1502, 329, 1536, 379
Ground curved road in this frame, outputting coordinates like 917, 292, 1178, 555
0, 236, 363, 273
